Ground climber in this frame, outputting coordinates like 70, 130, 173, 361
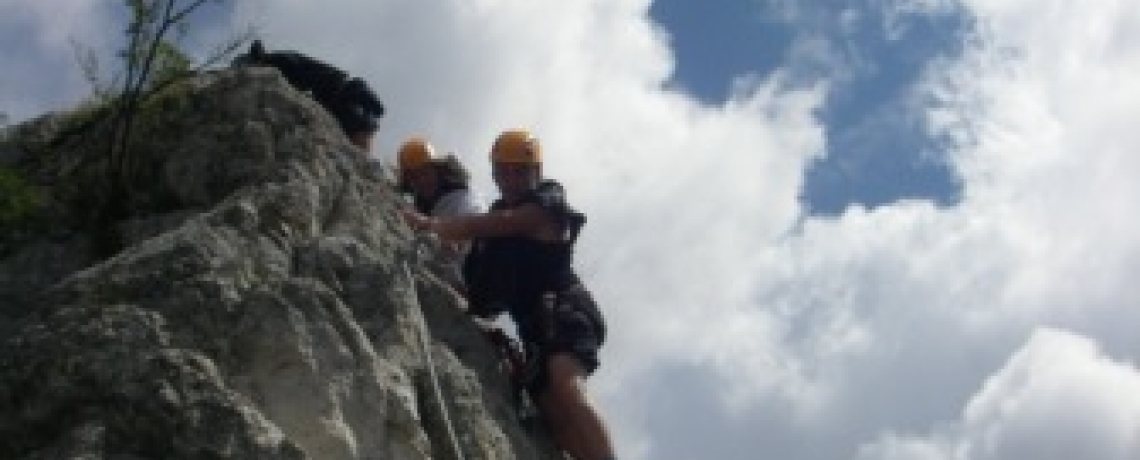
397, 137, 483, 290
396, 136, 526, 390
397, 137, 482, 220
401, 129, 615, 460
232, 40, 385, 151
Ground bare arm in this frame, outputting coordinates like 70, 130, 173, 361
402, 203, 554, 241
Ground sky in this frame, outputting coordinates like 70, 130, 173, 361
3, 1, 1140, 460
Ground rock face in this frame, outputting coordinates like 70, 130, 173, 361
0, 67, 560, 459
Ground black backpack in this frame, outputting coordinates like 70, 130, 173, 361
233, 40, 385, 134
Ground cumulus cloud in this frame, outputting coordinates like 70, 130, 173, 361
858, 328, 1140, 460
691, 0, 1140, 458
610, 0, 1140, 457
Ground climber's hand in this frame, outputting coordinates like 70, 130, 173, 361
399, 207, 434, 232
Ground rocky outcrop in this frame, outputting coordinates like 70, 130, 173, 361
0, 67, 560, 459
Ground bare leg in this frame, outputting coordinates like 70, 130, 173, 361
537, 353, 615, 460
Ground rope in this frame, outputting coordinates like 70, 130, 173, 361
401, 238, 466, 460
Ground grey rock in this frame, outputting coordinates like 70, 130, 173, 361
0, 67, 561, 459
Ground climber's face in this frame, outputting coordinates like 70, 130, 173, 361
492, 162, 539, 199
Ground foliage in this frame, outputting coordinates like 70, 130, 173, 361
105, 0, 243, 188
0, 168, 36, 222
60, 0, 251, 221
0, 166, 39, 230
0, 0, 255, 258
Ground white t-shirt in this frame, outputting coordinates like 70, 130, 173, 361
430, 188, 483, 218
424, 188, 483, 283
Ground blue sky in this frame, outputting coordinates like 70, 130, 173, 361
653, 0, 969, 215
3, 2, 1140, 460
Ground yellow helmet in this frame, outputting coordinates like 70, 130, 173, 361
397, 137, 436, 172
491, 129, 541, 164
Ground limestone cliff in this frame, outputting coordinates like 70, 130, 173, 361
0, 67, 560, 460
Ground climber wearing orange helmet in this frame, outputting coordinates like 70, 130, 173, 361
396, 137, 482, 218
401, 129, 615, 460
396, 137, 483, 292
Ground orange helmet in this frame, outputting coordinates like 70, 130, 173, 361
397, 137, 436, 172
490, 129, 541, 164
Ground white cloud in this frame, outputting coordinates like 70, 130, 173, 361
0, 1, 112, 53
596, 0, 1140, 457
858, 328, 1140, 460
923, 0, 1140, 349
709, 0, 1140, 457
0, 1, 117, 120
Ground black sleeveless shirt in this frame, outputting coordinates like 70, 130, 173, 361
462, 180, 585, 322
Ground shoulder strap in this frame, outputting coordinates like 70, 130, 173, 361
530, 180, 586, 243
487, 180, 586, 241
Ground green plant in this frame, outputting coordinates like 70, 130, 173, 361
14, 0, 256, 259
0, 166, 38, 227
106, 1, 248, 189
61, 0, 251, 218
